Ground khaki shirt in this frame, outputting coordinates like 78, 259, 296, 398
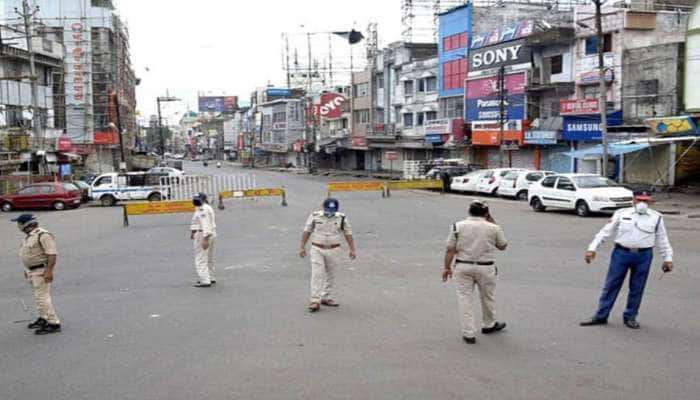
446, 217, 507, 263
304, 211, 352, 246
19, 227, 58, 269
190, 203, 217, 236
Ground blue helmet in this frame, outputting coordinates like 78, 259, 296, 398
323, 198, 339, 213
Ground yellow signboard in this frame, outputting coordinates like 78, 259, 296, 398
327, 181, 386, 193
124, 200, 195, 216
387, 180, 444, 191
220, 188, 285, 199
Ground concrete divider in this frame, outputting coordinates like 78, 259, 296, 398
385, 179, 444, 197
326, 181, 386, 198
218, 188, 287, 208
123, 200, 195, 227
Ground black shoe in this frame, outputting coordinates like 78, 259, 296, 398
210, 280, 216, 285
35, 324, 61, 335
197, 281, 215, 286
27, 317, 47, 329
624, 319, 640, 329
463, 336, 476, 344
580, 318, 608, 327
482, 322, 506, 334
194, 283, 212, 288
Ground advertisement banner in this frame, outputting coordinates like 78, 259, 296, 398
266, 88, 292, 98
466, 72, 526, 99
469, 39, 531, 73
318, 93, 346, 119
472, 130, 524, 146
471, 20, 534, 49
466, 94, 525, 121
64, 16, 94, 143
645, 116, 699, 136
94, 129, 119, 145
576, 53, 615, 84
524, 130, 559, 145
562, 110, 623, 141
424, 119, 452, 135
125, 201, 195, 216
198, 96, 238, 113
57, 135, 73, 151
560, 99, 600, 115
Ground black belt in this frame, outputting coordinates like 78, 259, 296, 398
615, 244, 653, 253
28, 263, 46, 271
312, 243, 341, 249
456, 260, 494, 266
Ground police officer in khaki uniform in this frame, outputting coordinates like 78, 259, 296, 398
300, 198, 356, 312
190, 192, 217, 287
13, 214, 62, 335
442, 201, 507, 344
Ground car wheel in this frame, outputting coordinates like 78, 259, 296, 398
516, 190, 528, 200
53, 201, 66, 211
576, 200, 591, 217
148, 193, 162, 202
491, 187, 499, 196
531, 197, 546, 212
1, 202, 13, 212
101, 195, 116, 207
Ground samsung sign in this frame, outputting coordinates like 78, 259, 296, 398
562, 111, 623, 141
470, 39, 531, 72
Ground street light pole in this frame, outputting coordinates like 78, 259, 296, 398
156, 95, 180, 160
594, 0, 610, 178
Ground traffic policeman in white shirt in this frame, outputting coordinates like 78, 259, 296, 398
190, 192, 217, 287
300, 198, 356, 313
581, 191, 673, 329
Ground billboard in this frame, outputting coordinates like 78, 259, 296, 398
470, 20, 534, 50
318, 93, 346, 119
198, 96, 238, 113
469, 39, 531, 73
64, 15, 94, 143
562, 110, 623, 141
576, 53, 615, 85
560, 99, 599, 115
465, 71, 526, 122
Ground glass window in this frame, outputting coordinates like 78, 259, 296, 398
550, 55, 563, 75
18, 186, 39, 195
556, 177, 575, 190
584, 34, 612, 55
425, 111, 437, 121
94, 176, 113, 187
417, 112, 425, 126
504, 171, 519, 180
62, 183, 78, 192
526, 172, 543, 181
426, 76, 437, 92
376, 73, 384, 90
573, 176, 617, 188
442, 59, 466, 91
404, 80, 414, 96
541, 176, 557, 188
403, 113, 414, 127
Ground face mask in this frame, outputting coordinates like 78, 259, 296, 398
324, 210, 336, 217
193, 199, 202, 207
635, 201, 649, 215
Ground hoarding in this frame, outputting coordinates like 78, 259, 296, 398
465, 72, 527, 122
469, 39, 531, 73
64, 17, 94, 143
470, 20, 534, 50
266, 88, 292, 98
562, 110, 623, 141
576, 53, 615, 85
524, 130, 559, 145
424, 119, 452, 135
198, 96, 238, 113
645, 116, 699, 136
560, 99, 599, 116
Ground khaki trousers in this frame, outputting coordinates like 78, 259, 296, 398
455, 264, 497, 338
28, 271, 60, 324
309, 246, 340, 303
194, 232, 216, 284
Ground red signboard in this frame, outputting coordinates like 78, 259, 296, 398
472, 130, 524, 146
94, 129, 119, 145
318, 93, 346, 119
466, 72, 526, 99
560, 99, 600, 116
351, 136, 368, 148
57, 135, 73, 151
385, 151, 399, 161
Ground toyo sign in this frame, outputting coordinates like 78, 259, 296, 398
318, 93, 346, 119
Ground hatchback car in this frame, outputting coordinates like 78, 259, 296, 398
474, 168, 525, 195
528, 173, 634, 217
497, 170, 555, 200
450, 170, 487, 193
1, 182, 82, 212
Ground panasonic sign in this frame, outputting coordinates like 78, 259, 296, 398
469, 39, 530, 72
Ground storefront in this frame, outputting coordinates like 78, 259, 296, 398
562, 110, 623, 176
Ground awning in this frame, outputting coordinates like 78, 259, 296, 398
564, 143, 650, 158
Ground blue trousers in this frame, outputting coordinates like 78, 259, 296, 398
594, 247, 653, 321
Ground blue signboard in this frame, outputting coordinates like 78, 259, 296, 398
466, 94, 525, 122
425, 134, 446, 144
563, 111, 623, 141
266, 88, 292, 98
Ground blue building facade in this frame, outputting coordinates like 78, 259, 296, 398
438, 4, 472, 99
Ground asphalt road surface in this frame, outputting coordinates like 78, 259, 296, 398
1, 161, 699, 400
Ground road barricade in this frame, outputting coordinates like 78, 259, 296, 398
123, 200, 195, 227
218, 188, 287, 208
385, 179, 444, 197
326, 181, 386, 198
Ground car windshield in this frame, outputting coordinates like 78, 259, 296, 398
503, 171, 519, 179
573, 176, 618, 188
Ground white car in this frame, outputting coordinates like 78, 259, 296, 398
475, 168, 525, 195
528, 173, 634, 217
450, 170, 485, 193
148, 167, 185, 178
497, 170, 555, 200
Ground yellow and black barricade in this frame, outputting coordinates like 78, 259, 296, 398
385, 179, 444, 197
218, 188, 287, 209
326, 181, 386, 198
123, 200, 195, 227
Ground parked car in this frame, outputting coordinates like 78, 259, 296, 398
497, 170, 555, 200
90, 172, 168, 206
474, 168, 525, 195
148, 166, 184, 177
450, 170, 488, 193
71, 180, 92, 202
0, 182, 82, 212
528, 173, 634, 217
425, 165, 473, 180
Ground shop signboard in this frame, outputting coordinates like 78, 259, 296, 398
524, 130, 559, 145
266, 88, 292, 98
560, 99, 600, 116
385, 151, 399, 161
351, 136, 368, 148
471, 130, 524, 146
318, 93, 346, 119
57, 135, 73, 151
562, 110, 623, 141
469, 39, 531, 73
576, 53, 615, 85
198, 96, 238, 113
466, 71, 526, 122
645, 116, 698, 136
470, 20, 534, 49
424, 119, 452, 135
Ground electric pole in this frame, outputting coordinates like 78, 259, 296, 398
498, 65, 507, 168
594, 0, 610, 178
156, 95, 179, 159
16, 1, 42, 165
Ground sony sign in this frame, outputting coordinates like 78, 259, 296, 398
470, 39, 531, 72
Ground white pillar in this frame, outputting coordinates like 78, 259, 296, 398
618, 153, 625, 184
668, 143, 677, 187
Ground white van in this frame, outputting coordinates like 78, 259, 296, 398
89, 172, 169, 206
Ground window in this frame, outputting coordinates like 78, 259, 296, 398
442, 59, 467, 91
18, 186, 39, 195
417, 112, 425, 126
439, 96, 464, 119
403, 113, 414, 127
550, 101, 560, 117
584, 34, 612, 55
38, 185, 56, 194
404, 80, 414, 96
443, 32, 468, 51
557, 177, 575, 191
550, 54, 563, 75
582, 85, 600, 100
127, 175, 146, 187
425, 111, 437, 121
376, 73, 384, 90
541, 176, 557, 188
354, 83, 369, 97
354, 110, 370, 124
526, 172, 544, 182
418, 79, 426, 93
94, 176, 112, 187
425, 76, 437, 92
